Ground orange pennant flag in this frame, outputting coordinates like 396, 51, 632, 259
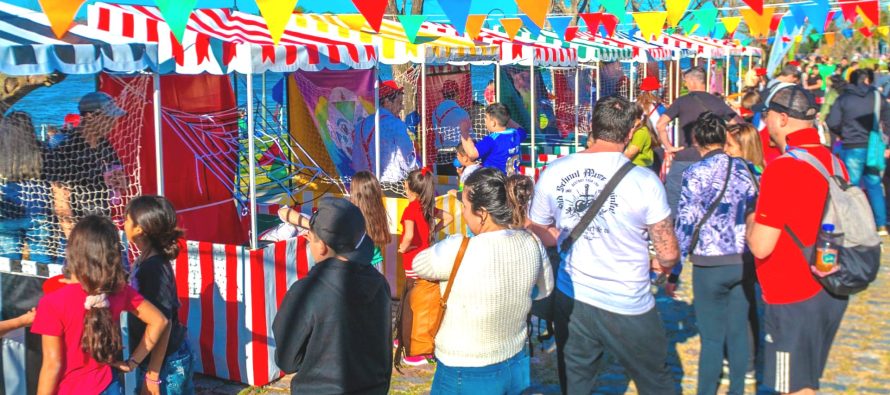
825, 32, 835, 46
632, 11, 668, 39
515, 0, 551, 29
740, 7, 775, 38
39, 0, 86, 38
256, 0, 299, 45
465, 15, 487, 40
500, 18, 524, 40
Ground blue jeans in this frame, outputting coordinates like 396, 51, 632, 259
431, 348, 530, 395
841, 147, 887, 227
135, 338, 195, 395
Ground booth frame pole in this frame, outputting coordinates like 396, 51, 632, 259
574, 66, 581, 150
530, 62, 536, 169
496, 62, 502, 102
725, 54, 731, 95
738, 56, 743, 95
374, 68, 381, 177
247, 72, 258, 250
152, 73, 164, 196
629, 61, 636, 102
705, 55, 711, 93
421, 47, 427, 167
596, 61, 601, 101
261, 73, 267, 132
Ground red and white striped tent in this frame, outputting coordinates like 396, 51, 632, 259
576, 30, 676, 63
476, 26, 578, 67
89, 2, 378, 74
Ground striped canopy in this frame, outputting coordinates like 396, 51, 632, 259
477, 26, 577, 67
290, 14, 500, 65
0, 2, 157, 76
515, 28, 633, 63
89, 2, 378, 74
576, 30, 676, 63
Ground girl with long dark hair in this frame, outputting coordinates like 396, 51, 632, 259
350, 171, 391, 271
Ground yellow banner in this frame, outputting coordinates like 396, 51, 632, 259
722, 16, 742, 36
256, 0, 299, 45
39, 0, 85, 38
666, 0, 692, 27
632, 11, 668, 39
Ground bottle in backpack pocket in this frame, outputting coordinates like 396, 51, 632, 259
815, 224, 843, 272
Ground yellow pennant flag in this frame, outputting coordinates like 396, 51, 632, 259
632, 11, 668, 39
515, 0, 551, 29
666, 0, 692, 27
740, 7, 775, 38
465, 15, 487, 40
256, 0, 299, 45
39, 0, 85, 38
500, 18, 524, 40
878, 26, 890, 37
722, 16, 742, 36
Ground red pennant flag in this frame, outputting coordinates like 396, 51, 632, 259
859, 26, 874, 37
840, 2, 859, 22
223, 41, 236, 66
262, 45, 276, 62
858, 0, 880, 25
601, 13, 619, 37
769, 13, 783, 32
171, 32, 184, 66
742, 0, 763, 15
579, 12, 602, 34
565, 26, 580, 42
196, 34, 210, 62
350, 0, 387, 32
825, 10, 837, 31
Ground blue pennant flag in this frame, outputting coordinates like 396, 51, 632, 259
436, 0, 472, 36
519, 14, 542, 38
547, 16, 573, 41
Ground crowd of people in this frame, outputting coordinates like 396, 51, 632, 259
1, 53, 886, 395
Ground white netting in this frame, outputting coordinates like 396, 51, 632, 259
601, 61, 630, 100
0, 74, 150, 263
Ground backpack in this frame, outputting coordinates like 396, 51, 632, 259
783, 149, 882, 296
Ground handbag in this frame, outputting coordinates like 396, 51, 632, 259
866, 91, 886, 171
688, 157, 734, 259
394, 236, 470, 365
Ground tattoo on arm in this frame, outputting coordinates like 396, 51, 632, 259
648, 217, 680, 268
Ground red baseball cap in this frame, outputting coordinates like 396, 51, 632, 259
755, 67, 768, 76
639, 76, 660, 91
379, 80, 403, 99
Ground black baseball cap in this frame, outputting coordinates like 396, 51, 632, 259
752, 83, 818, 120
309, 197, 373, 262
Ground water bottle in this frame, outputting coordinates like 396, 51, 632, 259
815, 224, 842, 272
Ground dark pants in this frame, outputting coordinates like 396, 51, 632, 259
553, 290, 675, 395
693, 265, 750, 395
665, 161, 694, 217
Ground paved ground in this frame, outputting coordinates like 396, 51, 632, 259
196, 247, 890, 394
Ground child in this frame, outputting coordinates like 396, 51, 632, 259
453, 142, 481, 191
0, 308, 35, 337
350, 171, 392, 271
31, 215, 168, 394
398, 168, 452, 366
124, 196, 194, 394
624, 103, 657, 168
506, 174, 534, 229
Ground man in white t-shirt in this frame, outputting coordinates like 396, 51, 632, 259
529, 96, 680, 394
432, 80, 471, 153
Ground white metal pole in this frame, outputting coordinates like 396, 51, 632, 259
530, 62, 536, 169
596, 61, 601, 101
246, 72, 258, 250
629, 61, 636, 101
152, 73, 164, 196
421, 47, 427, 167
574, 66, 581, 150
496, 62, 502, 102
261, 73, 267, 132
374, 69, 381, 177
725, 54, 731, 95
706, 56, 711, 93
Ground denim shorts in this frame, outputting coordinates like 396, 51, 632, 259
135, 338, 195, 395
431, 348, 530, 395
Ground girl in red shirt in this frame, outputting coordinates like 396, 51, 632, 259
398, 168, 451, 279
32, 216, 168, 395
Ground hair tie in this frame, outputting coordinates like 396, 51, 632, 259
84, 294, 109, 310
420, 166, 432, 176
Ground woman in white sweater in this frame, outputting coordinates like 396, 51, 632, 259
413, 167, 553, 394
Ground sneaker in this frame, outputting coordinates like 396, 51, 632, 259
745, 370, 756, 384
401, 355, 430, 366
878, 227, 888, 236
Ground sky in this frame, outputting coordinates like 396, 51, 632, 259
8, 0, 522, 19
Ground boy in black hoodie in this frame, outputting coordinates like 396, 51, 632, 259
272, 198, 392, 394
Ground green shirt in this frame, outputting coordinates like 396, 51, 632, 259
629, 126, 654, 167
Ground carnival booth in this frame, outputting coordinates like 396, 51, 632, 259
0, 2, 161, 393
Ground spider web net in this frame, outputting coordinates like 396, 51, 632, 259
0, 75, 150, 263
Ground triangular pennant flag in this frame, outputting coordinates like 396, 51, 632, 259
38, 0, 85, 38
692, 4, 718, 36
782, 15, 797, 36
679, 17, 696, 34
825, 10, 838, 31
580, 13, 602, 34
341, 14, 370, 31
722, 16, 742, 36
398, 15, 427, 43
859, 0, 880, 26
565, 26, 580, 41
809, 33, 822, 42
350, 0, 387, 32
632, 11, 667, 39
518, 15, 542, 37
712, 23, 726, 39
740, 38, 752, 46
500, 18, 524, 40
665, 0, 692, 27
787, 4, 808, 28
156, 0, 198, 44
769, 13, 783, 32
842, 28, 854, 38
665, 27, 676, 34
600, 13, 619, 37
840, 2, 859, 22
740, 7, 775, 38
742, 0, 764, 15
255, 0, 297, 45
437, 0, 472, 36
859, 26, 874, 37
516, 0, 551, 29
547, 16, 573, 41
601, 0, 629, 23
879, 26, 890, 37
465, 15, 486, 40
825, 32, 835, 46
800, 0, 830, 34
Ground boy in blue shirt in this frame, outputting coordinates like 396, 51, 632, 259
459, 103, 526, 174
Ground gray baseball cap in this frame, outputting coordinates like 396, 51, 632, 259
78, 92, 126, 117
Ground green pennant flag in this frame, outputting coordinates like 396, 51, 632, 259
156, 0, 198, 44
712, 23, 726, 39
679, 17, 696, 34
665, 27, 676, 35
692, 3, 718, 36
740, 38, 752, 46
398, 15, 427, 43
809, 33, 822, 42
601, 0, 629, 23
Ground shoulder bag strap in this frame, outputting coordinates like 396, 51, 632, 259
874, 91, 882, 133
689, 156, 734, 254
440, 236, 470, 309
560, 161, 636, 253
